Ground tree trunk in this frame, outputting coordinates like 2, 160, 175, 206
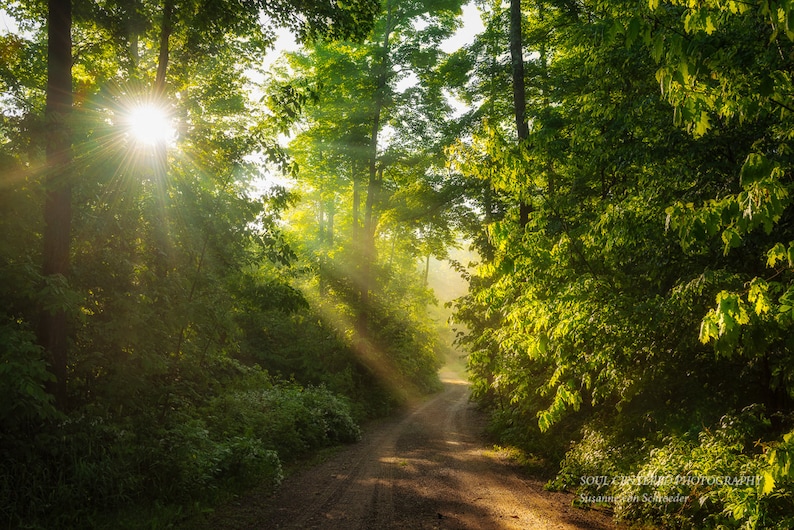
327, 200, 335, 245
155, 0, 174, 97
151, 0, 173, 277
358, 0, 393, 332
537, 0, 554, 199
509, 0, 531, 227
40, 0, 73, 410
352, 164, 360, 241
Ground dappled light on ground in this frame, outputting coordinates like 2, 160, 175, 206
191, 380, 616, 529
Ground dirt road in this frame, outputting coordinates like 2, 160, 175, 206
190, 371, 616, 529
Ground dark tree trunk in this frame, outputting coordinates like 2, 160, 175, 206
40, 0, 73, 410
509, 0, 531, 227
155, 0, 174, 96
352, 164, 360, 240
151, 0, 174, 277
358, 0, 393, 333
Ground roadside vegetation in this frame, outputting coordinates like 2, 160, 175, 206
452, 1, 794, 528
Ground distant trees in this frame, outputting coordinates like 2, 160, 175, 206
266, 0, 469, 394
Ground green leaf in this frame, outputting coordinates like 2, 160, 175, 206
705, 14, 717, 35
652, 35, 665, 62
692, 110, 711, 137
740, 153, 773, 187
748, 278, 772, 315
699, 312, 719, 343
626, 17, 642, 47
721, 227, 742, 255
761, 470, 775, 495
767, 242, 787, 267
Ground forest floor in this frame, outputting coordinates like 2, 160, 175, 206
186, 368, 618, 529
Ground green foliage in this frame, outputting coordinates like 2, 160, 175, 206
261, 0, 470, 407
0, 367, 370, 528
547, 407, 794, 529
0, 0, 427, 526
551, 427, 627, 493
0, 320, 58, 430
16, 0, 794, 526
141, 418, 283, 502
451, 0, 794, 528
205, 385, 362, 459
761, 429, 794, 525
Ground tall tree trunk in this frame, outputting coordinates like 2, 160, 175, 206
352, 162, 360, 240
537, 0, 554, 199
152, 0, 173, 277
40, 0, 73, 409
155, 0, 174, 97
123, 0, 142, 70
509, 0, 531, 227
327, 200, 335, 245
358, 0, 393, 332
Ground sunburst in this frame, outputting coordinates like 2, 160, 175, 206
124, 102, 176, 145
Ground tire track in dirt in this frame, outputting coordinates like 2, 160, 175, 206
294, 395, 443, 528
186, 371, 617, 529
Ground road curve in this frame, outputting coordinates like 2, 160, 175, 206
189, 370, 616, 529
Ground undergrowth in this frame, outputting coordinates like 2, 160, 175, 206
0, 366, 362, 529
546, 406, 794, 529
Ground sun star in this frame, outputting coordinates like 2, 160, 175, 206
126, 103, 175, 145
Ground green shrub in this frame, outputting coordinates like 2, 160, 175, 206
0, 320, 59, 431
145, 420, 284, 501
609, 407, 768, 528
0, 354, 361, 529
550, 427, 625, 494
217, 436, 283, 491
205, 383, 361, 461
0, 415, 144, 528
552, 406, 794, 529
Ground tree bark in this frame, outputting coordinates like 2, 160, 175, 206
509, 0, 531, 227
358, 0, 393, 332
155, 0, 174, 97
40, 0, 73, 409
352, 167, 360, 240
151, 0, 174, 277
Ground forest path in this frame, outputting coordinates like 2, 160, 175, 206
188, 369, 616, 529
